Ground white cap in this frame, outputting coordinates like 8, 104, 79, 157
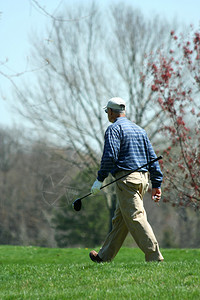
103, 97, 126, 112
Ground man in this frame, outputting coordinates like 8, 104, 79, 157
89, 97, 164, 263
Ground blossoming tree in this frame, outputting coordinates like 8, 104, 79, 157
149, 28, 200, 210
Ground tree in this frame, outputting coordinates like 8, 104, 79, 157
149, 27, 200, 210
106, 5, 173, 138
0, 128, 21, 243
0, 130, 71, 246
12, 3, 176, 234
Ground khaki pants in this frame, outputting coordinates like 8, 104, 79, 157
98, 171, 164, 262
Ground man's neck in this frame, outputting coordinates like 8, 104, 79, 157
112, 114, 126, 123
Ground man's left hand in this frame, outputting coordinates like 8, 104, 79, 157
91, 179, 102, 195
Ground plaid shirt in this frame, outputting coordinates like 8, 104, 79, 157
97, 117, 163, 188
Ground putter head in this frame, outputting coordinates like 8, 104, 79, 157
73, 198, 82, 211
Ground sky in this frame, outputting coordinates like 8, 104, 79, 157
0, 0, 200, 127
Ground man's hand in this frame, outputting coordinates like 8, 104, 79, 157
152, 188, 161, 202
91, 179, 102, 195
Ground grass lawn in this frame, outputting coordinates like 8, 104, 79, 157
0, 246, 199, 299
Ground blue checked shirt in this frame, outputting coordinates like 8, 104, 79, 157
97, 117, 163, 188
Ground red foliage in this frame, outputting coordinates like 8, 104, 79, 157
149, 29, 200, 210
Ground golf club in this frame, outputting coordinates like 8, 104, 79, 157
73, 155, 163, 211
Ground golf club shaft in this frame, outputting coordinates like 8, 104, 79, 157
101, 155, 163, 189
78, 155, 162, 202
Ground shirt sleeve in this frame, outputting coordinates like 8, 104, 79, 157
145, 135, 163, 188
97, 126, 120, 182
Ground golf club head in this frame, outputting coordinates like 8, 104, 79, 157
73, 198, 82, 211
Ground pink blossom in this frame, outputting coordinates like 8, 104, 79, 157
151, 85, 158, 91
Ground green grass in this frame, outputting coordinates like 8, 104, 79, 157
0, 246, 199, 299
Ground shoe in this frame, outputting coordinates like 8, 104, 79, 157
89, 250, 103, 263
